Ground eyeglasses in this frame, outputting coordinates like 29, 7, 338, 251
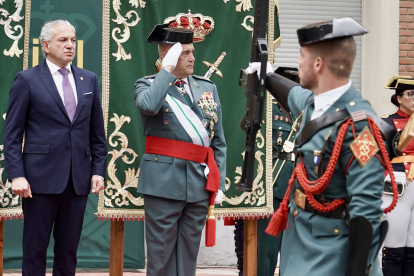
400, 90, 414, 99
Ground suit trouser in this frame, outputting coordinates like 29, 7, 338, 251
21, 177, 88, 276
257, 197, 283, 276
144, 194, 209, 276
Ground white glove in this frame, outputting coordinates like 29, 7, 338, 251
245, 62, 273, 78
162, 43, 182, 69
214, 190, 224, 204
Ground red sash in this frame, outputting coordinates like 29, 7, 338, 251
145, 136, 220, 246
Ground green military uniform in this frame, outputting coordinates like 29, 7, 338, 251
134, 69, 227, 276
257, 100, 295, 276
279, 85, 383, 276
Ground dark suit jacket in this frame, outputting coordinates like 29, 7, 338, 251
4, 61, 107, 195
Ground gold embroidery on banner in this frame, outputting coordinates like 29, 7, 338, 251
0, 145, 21, 212
241, 16, 254, 32
235, 0, 253, 12
0, 0, 24, 58
104, 114, 143, 207
111, 0, 143, 61
221, 131, 266, 207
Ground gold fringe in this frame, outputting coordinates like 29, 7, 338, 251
23, 0, 31, 70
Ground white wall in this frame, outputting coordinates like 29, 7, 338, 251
197, 220, 238, 266
362, 0, 400, 115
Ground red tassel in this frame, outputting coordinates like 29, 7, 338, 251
205, 216, 216, 247
205, 193, 216, 247
224, 218, 236, 226
265, 201, 289, 237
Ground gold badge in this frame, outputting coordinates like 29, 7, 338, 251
294, 189, 306, 210
350, 126, 379, 168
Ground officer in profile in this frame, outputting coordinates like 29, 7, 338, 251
247, 17, 397, 276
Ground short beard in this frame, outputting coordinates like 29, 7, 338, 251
300, 66, 317, 91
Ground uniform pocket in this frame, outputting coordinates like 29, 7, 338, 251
144, 154, 173, 164
310, 216, 349, 237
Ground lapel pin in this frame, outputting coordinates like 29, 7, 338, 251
80, 77, 83, 80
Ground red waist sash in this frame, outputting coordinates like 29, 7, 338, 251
145, 136, 220, 192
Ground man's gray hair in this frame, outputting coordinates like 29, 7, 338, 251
39, 20, 75, 58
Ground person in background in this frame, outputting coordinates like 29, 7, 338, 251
381, 76, 414, 276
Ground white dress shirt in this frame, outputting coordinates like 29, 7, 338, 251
310, 80, 352, 120
46, 59, 78, 106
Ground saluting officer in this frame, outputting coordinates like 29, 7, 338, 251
248, 17, 397, 276
134, 24, 227, 276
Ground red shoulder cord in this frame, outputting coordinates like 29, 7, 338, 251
266, 117, 399, 236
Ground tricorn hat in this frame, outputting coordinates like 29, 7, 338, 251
147, 23, 193, 44
297, 17, 368, 46
384, 75, 414, 90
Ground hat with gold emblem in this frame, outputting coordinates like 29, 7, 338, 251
384, 75, 414, 90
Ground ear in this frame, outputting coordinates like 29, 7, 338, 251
313, 56, 324, 73
42, 40, 50, 54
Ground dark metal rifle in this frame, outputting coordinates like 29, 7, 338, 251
237, 0, 269, 192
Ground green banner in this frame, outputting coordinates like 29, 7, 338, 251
1, 0, 144, 269
98, 0, 279, 219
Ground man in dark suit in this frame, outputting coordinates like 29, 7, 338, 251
4, 20, 107, 276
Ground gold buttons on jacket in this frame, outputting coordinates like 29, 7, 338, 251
334, 229, 339, 234
169, 82, 173, 86
165, 108, 169, 112
154, 157, 158, 161
335, 108, 339, 111
404, 162, 408, 165
403, 153, 407, 156
406, 170, 409, 173
349, 102, 355, 106
398, 129, 401, 131
293, 210, 298, 217
395, 121, 398, 125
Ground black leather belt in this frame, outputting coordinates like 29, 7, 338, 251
273, 150, 295, 161
294, 189, 347, 219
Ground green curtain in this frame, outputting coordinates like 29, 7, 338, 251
0, 0, 145, 269
99, 0, 278, 220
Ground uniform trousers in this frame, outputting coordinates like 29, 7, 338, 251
382, 172, 414, 248
144, 194, 209, 276
21, 176, 88, 276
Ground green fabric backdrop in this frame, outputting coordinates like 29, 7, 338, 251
98, 0, 279, 220
0, 0, 145, 269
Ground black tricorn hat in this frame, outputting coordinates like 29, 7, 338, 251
147, 24, 193, 44
384, 76, 414, 90
297, 17, 368, 46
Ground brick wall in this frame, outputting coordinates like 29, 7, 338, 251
400, 0, 414, 77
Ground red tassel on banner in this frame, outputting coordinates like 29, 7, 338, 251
205, 193, 216, 247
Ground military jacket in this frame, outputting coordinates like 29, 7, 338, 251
280, 85, 383, 276
383, 109, 414, 176
272, 100, 296, 199
134, 69, 227, 202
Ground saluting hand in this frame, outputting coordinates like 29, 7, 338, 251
11, 177, 32, 198
91, 175, 104, 194
162, 42, 182, 72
